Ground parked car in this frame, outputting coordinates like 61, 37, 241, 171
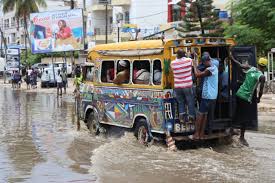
49, 62, 73, 77
32, 63, 49, 77
40, 67, 62, 88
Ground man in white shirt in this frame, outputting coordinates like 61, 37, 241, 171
56, 69, 63, 96
44, 70, 50, 88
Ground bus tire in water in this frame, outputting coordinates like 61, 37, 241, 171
87, 111, 100, 136
134, 119, 153, 145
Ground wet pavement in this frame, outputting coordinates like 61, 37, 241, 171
0, 87, 275, 183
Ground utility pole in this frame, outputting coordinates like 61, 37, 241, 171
117, 26, 120, 43
105, 3, 108, 44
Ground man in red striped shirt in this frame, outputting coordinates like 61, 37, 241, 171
171, 49, 195, 122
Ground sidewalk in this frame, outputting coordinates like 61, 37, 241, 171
0, 78, 75, 96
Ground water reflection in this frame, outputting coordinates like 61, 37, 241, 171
0, 88, 95, 182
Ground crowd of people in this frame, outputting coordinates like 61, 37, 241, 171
171, 49, 267, 146
5, 68, 39, 89
4, 66, 70, 97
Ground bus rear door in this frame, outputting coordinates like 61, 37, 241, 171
231, 46, 258, 130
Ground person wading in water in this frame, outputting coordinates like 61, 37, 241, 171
230, 55, 267, 146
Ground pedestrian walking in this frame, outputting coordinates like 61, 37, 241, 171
13, 71, 21, 89
56, 69, 63, 96
30, 68, 37, 89
230, 55, 267, 146
3, 67, 6, 84
11, 71, 17, 89
170, 49, 195, 122
192, 54, 219, 140
61, 68, 67, 94
24, 73, 31, 89
44, 70, 50, 88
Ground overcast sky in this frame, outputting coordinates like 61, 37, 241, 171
213, 0, 229, 9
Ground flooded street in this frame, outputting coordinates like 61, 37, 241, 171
0, 87, 275, 183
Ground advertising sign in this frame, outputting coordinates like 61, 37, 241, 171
30, 9, 84, 54
6, 48, 20, 72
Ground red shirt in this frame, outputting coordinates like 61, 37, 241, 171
171, 57, 193, 88
57, 27, 72, 39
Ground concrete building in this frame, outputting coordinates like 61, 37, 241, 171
85, 0, 169, 44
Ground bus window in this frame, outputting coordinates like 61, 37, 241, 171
153, 60, 162, 85
83, 66, 94, 81
133, 60, 150, 85
101, 61, 115, 83
113, 60, 130, 84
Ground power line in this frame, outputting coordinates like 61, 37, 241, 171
130, 11, 168, 20
90, 11, 168, 21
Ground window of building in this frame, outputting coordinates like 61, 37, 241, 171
95, 28, 101, 35
153, 60, 162, 85
11, 17, 16, 27
20, 35, 25, 45
132, 60, 150, 85
20, 19, 24, 27
124, 11, 130, 24
172, 5, 181, 22
11, 33, 16, 43
101, 61, 115, 83
168, 2, 185, 22
4, 19, 9, 28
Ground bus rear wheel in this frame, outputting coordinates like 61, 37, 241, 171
87, 111, 100, 136
134, 119, 153, 146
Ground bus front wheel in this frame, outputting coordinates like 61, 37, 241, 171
134, 119, 153, 146
87, 111, 100, 136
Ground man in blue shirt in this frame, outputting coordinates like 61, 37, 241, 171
192, 55, 219, 140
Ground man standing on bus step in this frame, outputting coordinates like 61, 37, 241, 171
171, 49, 195, 123
192, 55, 218, 140
230, 55, 267, 146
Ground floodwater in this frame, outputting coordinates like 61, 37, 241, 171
0, 87, 275, 183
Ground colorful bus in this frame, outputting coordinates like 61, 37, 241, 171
79, 37, 258, 144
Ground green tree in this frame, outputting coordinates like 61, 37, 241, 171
1, 0, 47, 64
225, 0, 275, 54
177, 0, 223, 37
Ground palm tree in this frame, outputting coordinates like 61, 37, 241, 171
1, 0, 46, 66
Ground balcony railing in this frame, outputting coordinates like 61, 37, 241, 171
97, 0, 111, 4
112, 0, 130, 6
94, 25, 113, 35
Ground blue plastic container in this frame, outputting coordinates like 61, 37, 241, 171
219, 11, 228, 19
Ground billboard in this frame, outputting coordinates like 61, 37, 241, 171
30, 9, 84, 54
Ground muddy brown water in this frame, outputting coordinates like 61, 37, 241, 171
0, 87, 275, 183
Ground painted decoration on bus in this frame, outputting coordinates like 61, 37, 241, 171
80, 85, 173, 131
30, 9, 84, 54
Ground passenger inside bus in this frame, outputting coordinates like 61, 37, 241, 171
113, 60, 130, 85
101, 61, 114, 83
218, 61, 229, 101
86, 67, 94, 81
133, 60, 150, 84
153, 60, 162, 85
